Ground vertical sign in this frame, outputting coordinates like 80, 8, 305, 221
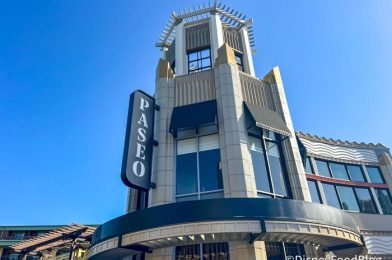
121, 90, 155, 190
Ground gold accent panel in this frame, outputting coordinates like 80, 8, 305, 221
216, 43, 236, 66
156, 58, 174, 79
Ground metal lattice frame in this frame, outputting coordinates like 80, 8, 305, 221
156, 1, 255, 50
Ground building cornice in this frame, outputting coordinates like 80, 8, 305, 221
296, 131, 387, 150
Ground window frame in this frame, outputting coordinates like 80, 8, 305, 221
187, 47, 212, 73
366, 166, 385, 184
375, 188, 392, 215
234, 51, 244, 72
248, 129, 292, 199
175, 133, 223, 201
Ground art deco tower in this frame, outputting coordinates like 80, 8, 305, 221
88, 2, 392, 260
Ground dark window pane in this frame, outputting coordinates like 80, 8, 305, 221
355, 188, 377, 214
307, 180, 321, 203
249, 138, 271, 193
202, 242, 230, 260
315, 160, 331, 177
304, 157, 312, 173
264, 130, 276, 141
266, 141, 287, 197
176, 244, 200, 259
347, 165, 365, 182
336, 186, 360, 212
176, 153, 198, 195
330, 163, 349, 180
376, 189, 392, 215
366, 166, 385, 183
322, 183, 341, 209
199, 149, 223, 192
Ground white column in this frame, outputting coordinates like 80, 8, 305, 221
175, 21, 186, 76
209, 13, 224, 65
240, 27, 255, 76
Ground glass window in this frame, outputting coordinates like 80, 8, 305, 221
315, 160, 331, 177
176, 243, 229, 260
355, 188, 377, 214
199, 149, 222, 192
249, 134, 289, 198
12, 231, 25, 240
375, 189, 392, 215
176, 152, 198, 195
307, 180, 321, 203
235, 52, 244, 72
176, 135, 223, 200
336, 186, 360, 212
249, 137, 271, 193
322, 183, 341, 209
330, 163, 349, 180
187, 48, 211, 73
347, 165, 365, 182
366, 166, 385, 183
304, 157, 313, 173
266, 140, 288, 197
265, 242, 305, 260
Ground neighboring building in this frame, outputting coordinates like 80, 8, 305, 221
1, 225, 96, 260
87, 2, 392, 260
0, 225, 64, 259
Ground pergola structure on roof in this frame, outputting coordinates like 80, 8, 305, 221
10, 224, 96, 258
156, 1, 255, 50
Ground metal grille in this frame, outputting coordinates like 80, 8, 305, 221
239, 71, 276, 111
223, 26, 243, 52
186, 23, 210, 50
175, 69, 215, 106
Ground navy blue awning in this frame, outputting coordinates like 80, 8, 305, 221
169, 100, 217, 135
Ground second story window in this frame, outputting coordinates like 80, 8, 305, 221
248, 130, 289, 198
176, 134, 223, 202
187, 48, 211, 73
235, 52, 244, 72
366, 166, 385, 183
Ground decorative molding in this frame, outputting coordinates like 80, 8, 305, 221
363, 235, 392, 255
296, 131, 386, 150
156, 2, 255, 50
306, 174, 389, 189
121, 220, 260, 248
299, 137, 379, 163
87, 237, 118, 259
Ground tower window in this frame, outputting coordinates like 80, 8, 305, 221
235, 52, 244, 72
187, 48, 211, 73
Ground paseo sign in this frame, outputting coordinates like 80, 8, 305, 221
121, 90, 155, 190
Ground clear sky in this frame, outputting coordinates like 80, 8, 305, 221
0, 1, 391, 225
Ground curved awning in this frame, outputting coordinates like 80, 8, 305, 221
87, 198, 363, 260
244, 102, 291, 137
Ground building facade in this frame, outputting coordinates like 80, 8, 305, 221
88, 2, 392, 260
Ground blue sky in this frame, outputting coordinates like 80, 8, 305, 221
0, 0, 391, 225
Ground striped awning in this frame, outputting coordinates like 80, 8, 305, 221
244, 102, 292, 137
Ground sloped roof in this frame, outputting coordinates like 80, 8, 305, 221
11, 224, 96, 255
